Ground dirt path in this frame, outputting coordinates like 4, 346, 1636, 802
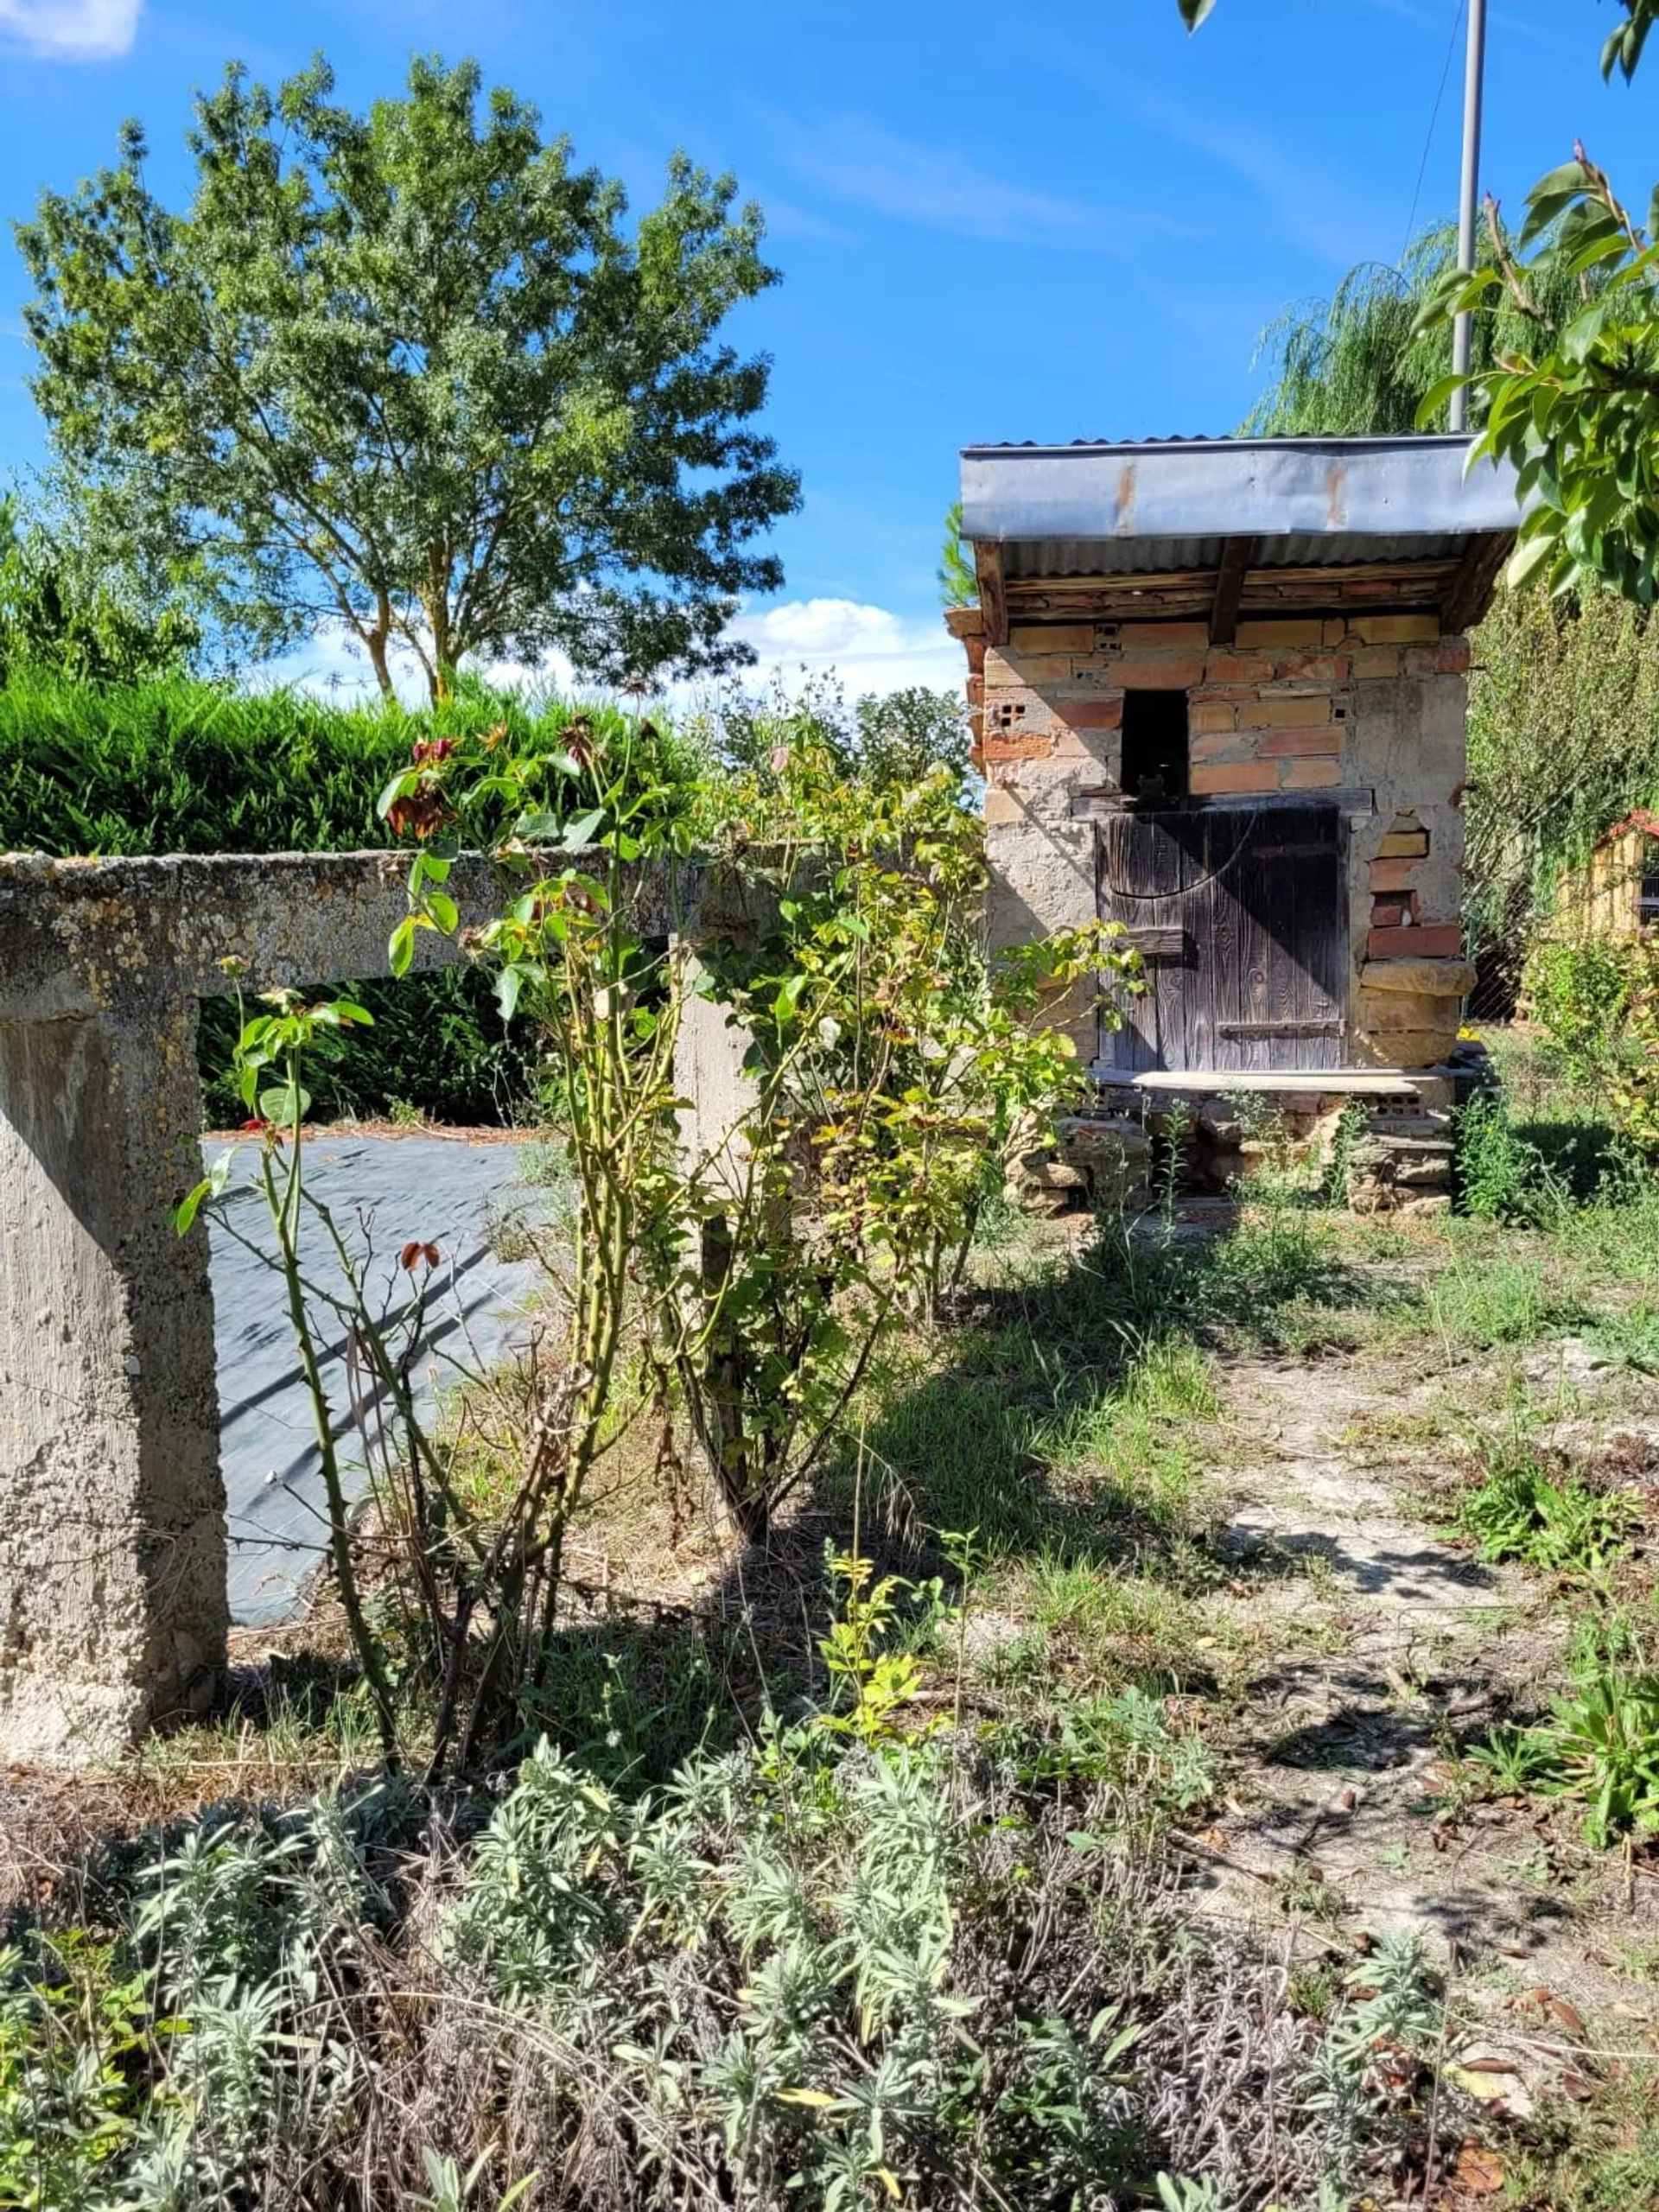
1189, 1345, 1658, 2092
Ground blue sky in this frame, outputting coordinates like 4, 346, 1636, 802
0, 0, 1654, 697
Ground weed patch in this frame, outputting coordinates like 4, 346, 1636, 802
1458, 1448, 1639, 1579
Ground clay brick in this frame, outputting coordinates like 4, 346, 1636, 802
1404, 639, 1471, 676
1367, 924, 1463, 961
964, 676, 984, 707
1049, 724, 1115, 764
1236, 617, 1325, 647
1281, 757, 1343, 789
1323, 619, 1348, 647
1189, 702, 1238, 734
1109, 652, 1206, 690
1351, 645, 1404, 678
963, 636, 987, 676
1262, 728, 1343, 758
1351, 613, 1440, 644
1190, 760, 1281, 796
982, 730, 1054, 763
1190, 731, 1252, 765
1054, 698, 1124, 730
991, 652, 1076, 687
1377, 830, 1430, 858
1237, 694, 1332, 729
1202, 652, 1273, 684
1370, 855, 1421, 892
1272, 653, 1350, 685
1112, 620, 1212, 649
1010, 622, 1096, 656
1371, 893, 1421, 926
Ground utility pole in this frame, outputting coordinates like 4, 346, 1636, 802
1449, 0, 1488, 433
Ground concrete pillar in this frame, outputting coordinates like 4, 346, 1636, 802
0, 995, 226, 1763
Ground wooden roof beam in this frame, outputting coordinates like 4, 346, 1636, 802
974, 540, 1008, 647
1441, 530, 1515, 633
1210, 536, 1255, 645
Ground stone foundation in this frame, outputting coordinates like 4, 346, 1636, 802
1016, 1046, 1494, 1220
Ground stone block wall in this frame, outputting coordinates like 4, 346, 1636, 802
967, 610, 1475, 1069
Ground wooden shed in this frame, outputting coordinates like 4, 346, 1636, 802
951, 433, 1522, 1126
1550, 809, 1659, 945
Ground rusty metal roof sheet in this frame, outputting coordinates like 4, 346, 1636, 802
960, 435, 1522, 565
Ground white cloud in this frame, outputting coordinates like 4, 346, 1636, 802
0, 0, 140, 58
773, 115, 1184, 251
1100, 73, 1391, 268
722, 597, 962, 697
270, 598, 962, 711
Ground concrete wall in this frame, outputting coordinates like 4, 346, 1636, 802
969, 612, 1475, 1066
0, 848, 720, 1766
0, 1001, 225, 1761
0, 852, 512, 1765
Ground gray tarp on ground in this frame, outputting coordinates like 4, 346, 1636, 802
205, 1133, 548, 1626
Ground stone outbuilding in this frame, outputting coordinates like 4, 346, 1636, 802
950, 433, 1522, 1206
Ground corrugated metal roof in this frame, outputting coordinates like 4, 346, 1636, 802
1005, 531, 1467, 581
961, 434, 1523, 566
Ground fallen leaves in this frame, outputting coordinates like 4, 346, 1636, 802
1449, 2145, 1507, 2196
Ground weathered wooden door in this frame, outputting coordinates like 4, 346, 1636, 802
1096, 804, 1348, 1071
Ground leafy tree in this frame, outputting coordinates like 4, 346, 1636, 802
1186, 0, 1659, 609
694, 671, 972, 796
16, 54, 799, 702
1465, 586, 1659, 999
938, 499, 975, 607
1427, 149, 1659, 604
854, 684, 973, 794
0, 486, 200, 684
1244, 222, 1585, 437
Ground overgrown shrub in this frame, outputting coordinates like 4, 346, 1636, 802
1465, 586, 1659, 1003
1524, 936, 1659, 1152
1454, 1095, 1572, 1226
0, 1722, 1452, 2210
680, 742, 1141, 1538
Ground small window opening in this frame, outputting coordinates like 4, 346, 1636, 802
1120, 689, 1189, 804
1640, 849, 1659, 927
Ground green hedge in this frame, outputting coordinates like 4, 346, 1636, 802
0, 670, 658, 1125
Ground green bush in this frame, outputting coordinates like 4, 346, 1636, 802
0, 1723, 1446, 2210
1454, 1095, 1571, 1226
0, 670, 692, 1124
1524, 940, 1639, 1083
1525, 937, 1659, 1154
1457, 1446, 1638, 1577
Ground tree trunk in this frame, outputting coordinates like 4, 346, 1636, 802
365, 626, 394, 700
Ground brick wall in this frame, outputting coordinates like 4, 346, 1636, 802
972, 610, 1474, 1070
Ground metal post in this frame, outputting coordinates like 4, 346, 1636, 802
1449, 0, 1488, 433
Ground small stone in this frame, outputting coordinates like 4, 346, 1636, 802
1027, 1160, 1088, 1191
